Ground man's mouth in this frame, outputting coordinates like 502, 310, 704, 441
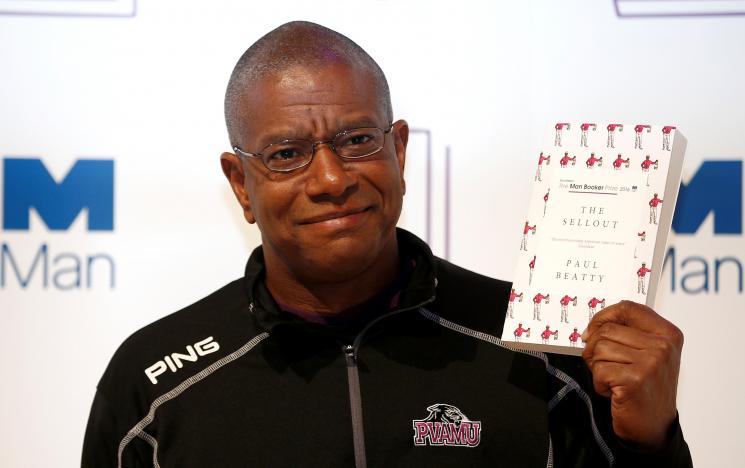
299, 207, 372, 226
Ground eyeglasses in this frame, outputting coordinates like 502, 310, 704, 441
233, 124, 393, 173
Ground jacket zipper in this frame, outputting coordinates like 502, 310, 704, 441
344, 344, 367, 468
343, 293, 436, 468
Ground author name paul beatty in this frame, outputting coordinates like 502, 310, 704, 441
556, 258, 605, 283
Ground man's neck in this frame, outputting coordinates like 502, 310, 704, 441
263, 237, 401, 316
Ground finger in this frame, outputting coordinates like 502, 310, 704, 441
583, 337, 642, 368
589, 359, 645, 401
583, 322, 657, 360
587, 360, 624, 398
592, 359, 677, 445
587, 300, 679, 338
590, 358, 654, 406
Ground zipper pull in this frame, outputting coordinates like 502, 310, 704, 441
343, 345, 356, 364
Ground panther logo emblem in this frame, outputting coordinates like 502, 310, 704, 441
412, 404, 482, 447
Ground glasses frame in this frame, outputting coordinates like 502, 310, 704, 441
233, 123, 394, 173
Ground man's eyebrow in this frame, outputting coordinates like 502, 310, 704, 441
335, 117, 382, 130
254, 128, 310, 148
253, 118, 385, 149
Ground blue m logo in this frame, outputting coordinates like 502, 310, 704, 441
672, 160, 742, 235
3, 158, 114, 231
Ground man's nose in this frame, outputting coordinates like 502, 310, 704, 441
304, 144, 357, 200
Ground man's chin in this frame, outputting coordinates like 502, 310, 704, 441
292, 234, 393, 282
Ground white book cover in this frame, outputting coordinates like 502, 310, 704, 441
502, 122, 687, 355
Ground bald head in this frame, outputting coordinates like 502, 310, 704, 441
224, 21, 393, 146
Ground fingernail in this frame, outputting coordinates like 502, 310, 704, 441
581, 328, 588, 342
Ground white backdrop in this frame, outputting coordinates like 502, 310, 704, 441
1, 1, 743, 466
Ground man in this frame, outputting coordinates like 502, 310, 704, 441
528, 253, 537, 285
637, 262, 653, 295
82, 21, 691, 467
607, 123, 623, 148
559, 151, 575, 168
520, 220, 537, 250
559, 294, 577, 323
554, 122, 569, 146
641, 154, 659, 186
532, 292, 550, 321
635, 230, 647, 258
613, 153, 630, 171
634, 124, 651, 149
580, 122, 595, 147
569, 327, 582, 347
649, 192, 664, 225
662, 125, 677, 150
586, 151, 603, 168
540, 325, 558, 344
507, 288, 523, 318
535, 151, 550, 181
513, 322, 531, 342
588, 296, 606, 319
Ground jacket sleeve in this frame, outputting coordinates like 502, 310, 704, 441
81, 389, 121, 468
612, 413, 692, 468
81, 377, 153, 468
82, 386, 154, 468
548, 354, 692, 468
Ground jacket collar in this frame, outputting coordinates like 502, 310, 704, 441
242, 228, 438, 335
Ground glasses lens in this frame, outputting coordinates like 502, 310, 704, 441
334, 127, 384, 158
263, 140, 313, 171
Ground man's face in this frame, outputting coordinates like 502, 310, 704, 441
222, 64, 408, 283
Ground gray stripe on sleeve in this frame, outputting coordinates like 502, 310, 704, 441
117, 332, 270, 468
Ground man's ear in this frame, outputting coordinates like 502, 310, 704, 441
220, 152, 256, 224
392, 119, 409, 195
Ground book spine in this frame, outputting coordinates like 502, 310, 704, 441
646, 131, 687, 308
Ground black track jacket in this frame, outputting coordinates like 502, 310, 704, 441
82, 229, 691, 467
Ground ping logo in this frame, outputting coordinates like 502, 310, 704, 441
412, 404, 482, 447
3, 158, 114, 231
144, 337, 220, 385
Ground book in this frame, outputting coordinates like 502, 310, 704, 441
502, 122, 687, 355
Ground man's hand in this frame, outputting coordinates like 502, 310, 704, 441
582, 300, 683, 450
